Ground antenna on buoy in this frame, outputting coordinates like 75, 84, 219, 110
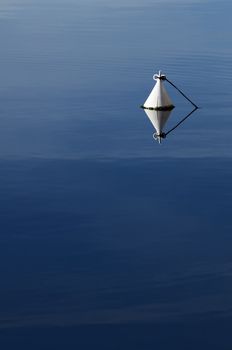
141, 70, 198, 110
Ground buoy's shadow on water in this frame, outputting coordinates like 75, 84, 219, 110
143, 107, 198, 144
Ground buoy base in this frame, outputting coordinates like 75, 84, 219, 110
140, 105, 175, 111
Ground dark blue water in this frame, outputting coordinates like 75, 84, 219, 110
1, 1, 232, 349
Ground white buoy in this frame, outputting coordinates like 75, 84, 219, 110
142, 71, 175, 111
144, 108, 172, 143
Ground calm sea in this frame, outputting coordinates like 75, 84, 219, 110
1, 0, 232, 349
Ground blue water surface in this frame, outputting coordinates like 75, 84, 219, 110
0, 0, 232, 349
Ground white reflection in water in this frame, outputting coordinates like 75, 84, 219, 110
144, 107, 198, 144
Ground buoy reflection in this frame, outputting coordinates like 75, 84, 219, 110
144, 109, 172, 144
143, 107, 198, 143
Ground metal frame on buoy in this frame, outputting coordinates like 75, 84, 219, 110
141, 70, 198, 111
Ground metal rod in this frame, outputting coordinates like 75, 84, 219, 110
165, 78, 198, 109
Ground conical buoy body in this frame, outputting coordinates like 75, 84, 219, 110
142, 71, 175, 111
